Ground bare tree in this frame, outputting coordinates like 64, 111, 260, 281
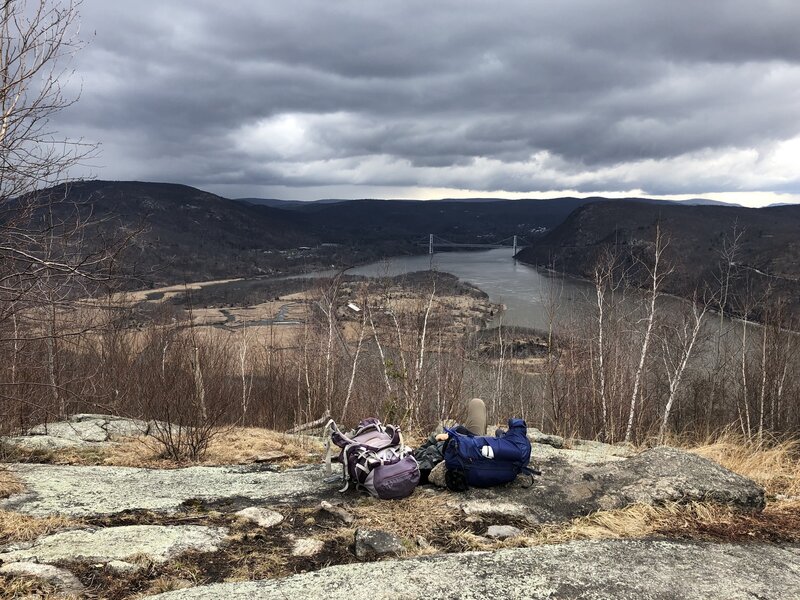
316, 274, 343, 414
367, 301, 393, 399
341, 293, 367, 423
591, 246, 622, 440
238, 318, 253, 422
409, 278, 435, 425
0, 1, 135, 431
491, 316, 506, 425
0, 0, 88, 201
625, 225, 671, 443
658, 294, 708, 443
715, 223, 744, 355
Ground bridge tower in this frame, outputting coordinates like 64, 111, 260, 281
512, 235, 518, 255
429, 234, 434, 255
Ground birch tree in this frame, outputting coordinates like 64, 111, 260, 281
591, 246, 622, 440
658, 295, 708, 443
409, 280, 435, 425
341, 296, 367, 423
238, 318, 253, 421
0, 1, 135, 430
625, 225, 671, 443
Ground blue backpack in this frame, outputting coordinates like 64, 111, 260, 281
443, 418, 537, 489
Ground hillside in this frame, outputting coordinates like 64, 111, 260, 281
290, 197, 594, 244
516, 201, 800, 317
29, 181, 317, 287
25, 181, 612, 288
24, 181, 791, 296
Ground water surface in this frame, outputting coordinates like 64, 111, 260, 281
313, 248, 594, 330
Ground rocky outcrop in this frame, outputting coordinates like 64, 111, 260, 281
0, 525, 227, 565
567, 437, 636, 458
354, 529, 404, 558
449, 446, 765, 523
2, 445, 763, 528
235, 507, 284, 528
0, 463, 335, 517
486, 525, 522, 539
291, 537, 325, 557
527, 428, 565, 449
1, 414, 155, 452
147, 540, 800, 599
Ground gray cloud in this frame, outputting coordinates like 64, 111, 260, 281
56, 0, 800, 201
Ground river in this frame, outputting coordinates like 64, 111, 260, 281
311, 248, 757, 370
313, 248, 594, 330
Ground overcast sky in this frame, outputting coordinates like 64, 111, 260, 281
57, 1, 800, 205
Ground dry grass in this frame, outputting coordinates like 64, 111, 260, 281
686, 433, 800, 497
0, 574, 69, 600
224, 543, 290, 583
436, 499, 800, 554
132, 558, 205, 598
299, 491, 464, 560
0, 467, 24, 498
135, 576, 196, 597
0, 509, 79, 544
529, 502, 731, 546
345, 491, 459, 541
428, 433, 800, 554
8, 426, 325, 470
202, 428, 324, 466
543, 498, 800, 544
43, 437, 165, 468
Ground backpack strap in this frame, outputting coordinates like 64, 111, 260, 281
324, 419, 360, 485
325, 418, 413, 495
352, 420, 384, 438
517, 465, 542, 488
339, 441, 364, 492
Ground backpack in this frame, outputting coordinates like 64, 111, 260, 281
443, 418, 537, 489
325, 418, 420, 500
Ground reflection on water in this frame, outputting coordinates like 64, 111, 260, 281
309, 248, 594, 330
300, 248, 761, 368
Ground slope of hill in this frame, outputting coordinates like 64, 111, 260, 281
236, 197, 348, 208
293, 197, 596, 243
25, 181, 783, 294
29, 182, 613, 287
516, 201, 800, 317
32, 181, 316, 287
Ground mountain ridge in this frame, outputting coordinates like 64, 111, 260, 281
25, 180, 797, 296
516, 200, 800, 316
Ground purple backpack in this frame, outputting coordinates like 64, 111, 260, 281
325, 418, 420, 500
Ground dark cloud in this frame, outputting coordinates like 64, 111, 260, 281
56, 0, 800, 202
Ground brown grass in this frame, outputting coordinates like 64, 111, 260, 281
686, 433, 800, 497
132, 558, 205, 598
6, 427, 325, 470
223, 543, 290, 583
0, 509, 80, 545
341, 492, 459, 541
0, 467, 24, 498
203, 428, 324, 466
0, 574, 68, 600
436, 499, 800, 554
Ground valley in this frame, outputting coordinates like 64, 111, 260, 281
2, 2, 800, 597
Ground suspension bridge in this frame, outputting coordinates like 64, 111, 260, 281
422, 234, 531, 255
